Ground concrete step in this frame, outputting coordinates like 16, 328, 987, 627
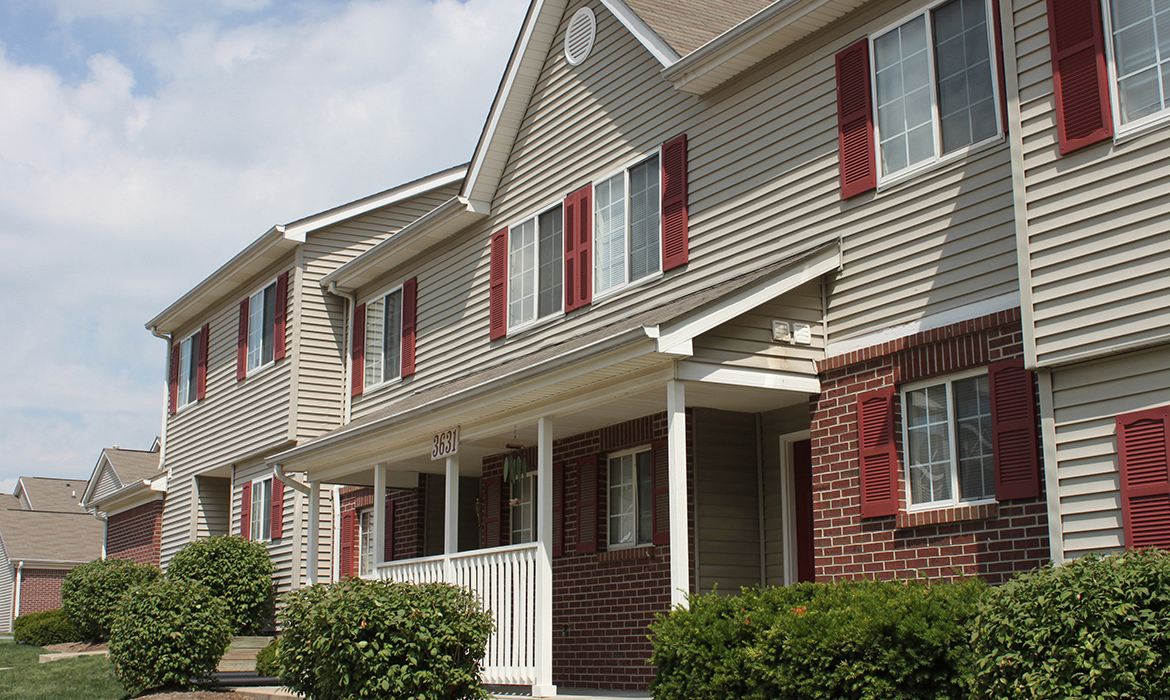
230, 636, 274, 649
216, 636, 274, 673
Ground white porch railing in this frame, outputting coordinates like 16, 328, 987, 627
377, 542, 539, 686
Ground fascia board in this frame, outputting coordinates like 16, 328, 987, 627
598, 0, 680, 66
676, 360, 822, 393
89, 480, 165, 515
13, 559, 91, 568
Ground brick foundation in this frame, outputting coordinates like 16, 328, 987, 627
106, 500, 164, 567
18, 569, 68, 616
811, 309, 1049, 584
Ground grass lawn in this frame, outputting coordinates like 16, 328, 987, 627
0, 641, 125, 700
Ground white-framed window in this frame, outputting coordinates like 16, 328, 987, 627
508, 204, 564, 330
607, 448, 653, 548
250, 478, 272, 542
176, 329, 201, 409
1104, 0, 1170, 131
510, 473, 536, 544
871, 0, 1000, 180
247, 281, 278, 372
901, 370, 994, 509
365, 287, 403, 388
358, 508, 375, 577
594, 154, 661, 297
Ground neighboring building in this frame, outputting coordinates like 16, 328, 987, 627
13, 477, 87, 513
144, 165, 467, 597
80, 442, 165, 566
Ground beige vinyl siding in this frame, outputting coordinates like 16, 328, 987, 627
692, 281, 824, 373
233, 461, 297, 595
91, 465, 121, 504
195, 476, 231, 539
1050, 346, 1170, 560
1015, 0, 1170, 366
760, 404, 813, 586
693, 408, 761, 595
0, 538, 12, 632
352, 0, 1017, 420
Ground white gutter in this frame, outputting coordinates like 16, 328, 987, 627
272, 464, 310, 496
101, 520, 108, 559
12, 562, 21, 620
149, 326, 172, 469
327, 282, 358, 424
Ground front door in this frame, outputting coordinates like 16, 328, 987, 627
792, 439, 815, 583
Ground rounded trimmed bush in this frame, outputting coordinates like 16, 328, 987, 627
971, 548, 1170, 699
12, 608, 82, 646
108, 577, 231, 696
278, 578, 494, 700
167, 535, 275, 635
60, 557, 161, 641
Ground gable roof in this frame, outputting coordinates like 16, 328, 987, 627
0, 508, 103, 565
621, 0, 774, 56
14, 477, 85, 512
80, 446, 162, 509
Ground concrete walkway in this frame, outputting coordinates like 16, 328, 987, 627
38, 649, 109, 663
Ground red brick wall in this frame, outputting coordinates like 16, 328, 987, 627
339, 480, 426, 575
811, 309, 1048, 585
106, 500, 164, 566
18, 569, 68, 616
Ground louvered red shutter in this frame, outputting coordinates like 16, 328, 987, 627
483, 476, 503, 548
339, 512, 355, 578
273, 270, 289, 361
236, 299, 248, 381
990, 359, 1041, 500
401, 277, 418, 376
651, 440, 670, 546
563, 185, 593, 312
576, 455, 600, 554
270, 479, 285, 540
196, 323, 210, 401
836, 38, 877, 199
168, 342, 180, 416
351, 303, 366, 397
553, 461, 565, 557
857, 388, 898, 517
661, 134, 689, 271
385, 499, 396, 561
489, 229, 508, 340
1117, 408, 1170, 549
1046, 0, 1112, 154
240, 482, 252, 539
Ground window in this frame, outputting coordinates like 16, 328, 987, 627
176, 329, 200, 409
247, 281, 278, 372
607, 449, 653, 548
358, 508, 375, 577
509, 205, 564, 329
250, 478, 272, 542
510, 473, 536, 544
594, 155, 661, 296
1105, 0, 1170, 127
872, 0, 999, 178
902, 373, 993, 508
365, 288, 403, 387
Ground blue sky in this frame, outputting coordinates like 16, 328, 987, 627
0, 0, 526, 493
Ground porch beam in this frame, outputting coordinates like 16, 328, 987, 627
374, 463, 387, 569
306, 481, 320, 585
667, 379, 690, 609
534, 416, 556, 697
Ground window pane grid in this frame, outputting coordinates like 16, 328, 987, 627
359, 510, 374, 577
538, 206, 564, 319
178, 335, 193, 408
628, 156, 661, 282
509, 218, 537, 327
608, 450, 653, 548
594, 174, 626, 295
247, 289, 264, 370
383, 290, 402, 382
365, 298, 385, 387
251, 479, 271, 542
954, 375, 993, 501
905, 374, 995, 508
1110, 0, 1170, 123
511, 474, 536, 544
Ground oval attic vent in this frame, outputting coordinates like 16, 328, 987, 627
565, 8, 596, 66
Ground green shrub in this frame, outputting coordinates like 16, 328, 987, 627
971, 548, 1170, 699
278, 578, 494, 700
12, 608, 82, 646
255, 638, 280, 678
167, 535, 275, 635
107, 577, 231, 695
650, 578, 986, 700
60, 557, 161, 642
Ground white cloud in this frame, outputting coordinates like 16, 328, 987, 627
0, 0, 527, 483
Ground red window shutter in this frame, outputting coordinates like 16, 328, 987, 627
836, 39, 877, 199
990, 359, 1041, 500
489, 229, 508, 340
661, 134, 689, 271
563, 185, 593, 312
236, 299, 248, 381
553, 461, 565, 557
168, 342, 180, 416
240, 481, 252, 539
351, 303, 366, 397
857, 388, 898, 517
270, 480, 285, 540
339, 512, 355, 578
401, 277, 418, 376
196, 323, 210, 401
576, 455, 599, 554
273, 270, 289, 361
483, 476, 503, 548
1117, 407, 1170, 549
651, 440, 670, 546
1046, 0, 1112, 154
385, 499, 396, 562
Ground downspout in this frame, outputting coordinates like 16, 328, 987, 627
327, 282, 357, 424
272, 463, 310, 496
148, 326, 172, 469
101, 518, 108, 559
13, 562, 22, 621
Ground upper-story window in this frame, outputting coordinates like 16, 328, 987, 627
902, 372, 994, 508
594, 155, 661, 297
1105, 0, 1170, 128
872, 0, 999, 179
365, 287, 403, 387
176, 329, 201, 409
508, 204, 564, 330
247, 281, 278, 372
608, 448, 653, 548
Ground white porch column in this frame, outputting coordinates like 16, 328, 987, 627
444, 455, 460, 580
374, 463, 387, 570
306, 481, 321, 585
667, 379, 690, 609
534, 416, 556, 698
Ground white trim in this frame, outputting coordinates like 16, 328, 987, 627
1037, 369, 1064, 564
598, 0, 680, 66
676, 361, 821, 394
779, 430, 810, 587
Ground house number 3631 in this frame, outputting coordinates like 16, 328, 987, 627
431, 426, 459, 461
